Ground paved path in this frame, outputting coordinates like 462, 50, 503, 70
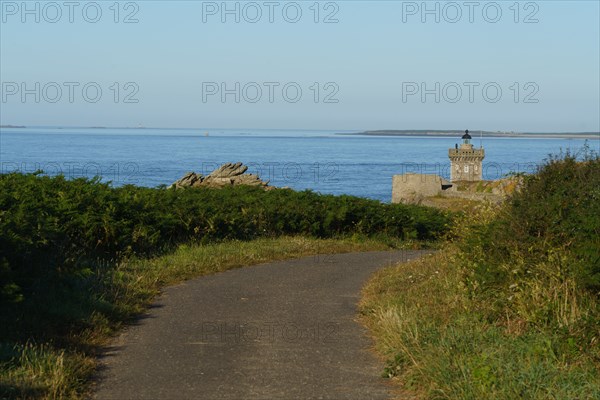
93, 250, 428, 400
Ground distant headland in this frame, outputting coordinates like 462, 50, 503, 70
341, 130, 599, 139
2, 125, 598, 139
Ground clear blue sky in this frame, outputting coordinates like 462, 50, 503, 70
1, 0, 599, 131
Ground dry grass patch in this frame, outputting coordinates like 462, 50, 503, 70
360, 248, 600, 399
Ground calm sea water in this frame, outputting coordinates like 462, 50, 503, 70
1, 127, 597, 202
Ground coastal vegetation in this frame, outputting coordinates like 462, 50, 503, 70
361, 151, 600, 399
3, 150, 597, 399
0, 173, 450, 399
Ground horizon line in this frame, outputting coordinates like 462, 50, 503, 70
2, 124, 599, 136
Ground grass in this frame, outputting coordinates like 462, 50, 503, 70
361, 154, 600, 398
1, 235, 410, 400
421, 196, 482, 212
360, 249, 600, 399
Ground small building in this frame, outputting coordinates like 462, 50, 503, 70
448, 130, 485, 181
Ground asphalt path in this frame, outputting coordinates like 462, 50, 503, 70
93, 250, 429, 400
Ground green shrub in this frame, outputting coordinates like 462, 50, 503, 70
362, 150, 600, 399
465, 151, 600, 297
0, 173, 451, 306
457, 150, 600, 353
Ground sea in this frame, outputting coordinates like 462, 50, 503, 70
1, 127, 598, 203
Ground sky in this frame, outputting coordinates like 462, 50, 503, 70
0, 0, 599, 132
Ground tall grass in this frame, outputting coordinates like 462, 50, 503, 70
361, 152, 600, 399
362, 249, 600, 399
0, 343, 94, 400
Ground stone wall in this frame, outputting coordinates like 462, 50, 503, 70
392, 174, 451, 204
392, 173, 522, 205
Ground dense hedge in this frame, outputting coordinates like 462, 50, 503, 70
0, 173, 450, 303
463, 151, 600, 299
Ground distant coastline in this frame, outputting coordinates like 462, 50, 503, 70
2, 125, 598, 139
340, 130, 600, 140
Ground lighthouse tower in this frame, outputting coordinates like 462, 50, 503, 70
448, 130, 485, 181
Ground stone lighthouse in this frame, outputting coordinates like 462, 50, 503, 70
448, 130, 485, 181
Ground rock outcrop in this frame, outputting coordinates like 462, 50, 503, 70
170, 162, 271, 190
171, 172, 203, 188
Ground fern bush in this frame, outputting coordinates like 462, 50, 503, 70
0, 173, 451, 304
